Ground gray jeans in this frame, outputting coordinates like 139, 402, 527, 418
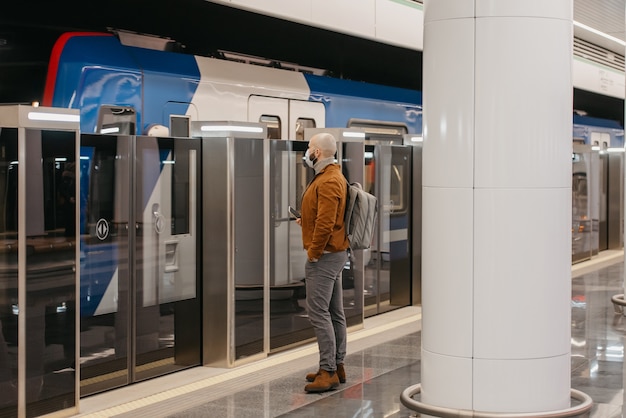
305, 250, 349, 372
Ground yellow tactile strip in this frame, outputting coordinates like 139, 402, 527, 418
81, 358, 176, 387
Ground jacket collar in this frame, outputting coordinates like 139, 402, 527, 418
313, 157, 336, 175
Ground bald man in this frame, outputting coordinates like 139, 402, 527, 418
298, 133, 350, 393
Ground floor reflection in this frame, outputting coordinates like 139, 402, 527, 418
168, 261, 626, 418
571, 261, 625, 417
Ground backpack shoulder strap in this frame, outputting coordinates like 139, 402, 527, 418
344, 181, 357, 234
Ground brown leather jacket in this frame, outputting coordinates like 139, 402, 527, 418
301, 163, 350, 260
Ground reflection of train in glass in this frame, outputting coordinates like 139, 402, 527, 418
572, 115, 624, 263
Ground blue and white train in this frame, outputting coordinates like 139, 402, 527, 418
43, 31, 423, 139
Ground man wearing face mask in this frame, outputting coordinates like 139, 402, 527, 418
296, 132, 350, 393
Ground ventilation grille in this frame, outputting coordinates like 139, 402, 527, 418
574, 37, 624, 72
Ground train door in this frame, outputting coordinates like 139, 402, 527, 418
363, 143, 412, 316
247, 96, 325, 140
79, 134, 201, 396
289, 100, 325, 140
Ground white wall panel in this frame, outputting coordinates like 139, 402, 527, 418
474, 17, 572, 189
210, 0, 423, 51
422, 187, 473, 357
376, 0, 423, 50
229, 0, 312, 20
423, 0, 474, 22
476, 0, 572, 19
422, 18, 474, 188
573, 57, 625, 99
311, 0, 376, 39
209, 0, 624, 102
473, 188, 571, 359
473, 356, 571, 412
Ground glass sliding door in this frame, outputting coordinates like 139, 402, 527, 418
268, 138, 365, 351
268, 140, 313, 351
364, 144, 411, 316
133, 136, 201, 381
79, 134, 201, 395
0, 127, 19, 418
79, 134, 132, 395
0, 127, 79, 417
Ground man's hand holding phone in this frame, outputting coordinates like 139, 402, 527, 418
289, 206, 302, 226
289, 206, 300, 219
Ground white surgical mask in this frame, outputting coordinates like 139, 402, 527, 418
304, 148, 317, 168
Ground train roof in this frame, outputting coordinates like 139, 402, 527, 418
304, 73, 421, 107
45, 32, 422, 108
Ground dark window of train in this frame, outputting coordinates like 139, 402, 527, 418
97, 105, 137, 135
260, 115, 281, 139
347, 120, 408, 144
295, 118, 316, 141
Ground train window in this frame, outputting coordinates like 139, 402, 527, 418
295, 118, 316, 141
97, 106, 136, 135
348, 119, 407, 138
260, 115, 281, 139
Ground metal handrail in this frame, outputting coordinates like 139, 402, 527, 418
611, 294, 626, 314
400, 384, 593, 418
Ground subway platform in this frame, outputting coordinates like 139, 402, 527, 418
74, 250, 625, 417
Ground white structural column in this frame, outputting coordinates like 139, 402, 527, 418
421, 0, 573, 413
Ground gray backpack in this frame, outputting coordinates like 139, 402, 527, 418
344, 181, 377, 252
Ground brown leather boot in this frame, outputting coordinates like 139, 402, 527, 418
306, 364, 346, 383
336, 363, 346, 383
304, 369, 340, 393
305, 368, 321, 382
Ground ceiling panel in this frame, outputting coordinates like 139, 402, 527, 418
575, 0, 625, 41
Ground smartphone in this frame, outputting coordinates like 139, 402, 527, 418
289, 206, 301, 219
